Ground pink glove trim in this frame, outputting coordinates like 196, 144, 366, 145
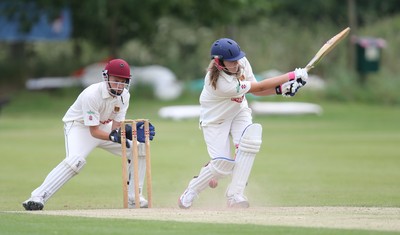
288, 72, 295, 80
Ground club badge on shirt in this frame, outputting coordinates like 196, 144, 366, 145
236, 75, 246, 93
114, 106, 120, 113
87, 110, 95, 121
236, 81, 247, 93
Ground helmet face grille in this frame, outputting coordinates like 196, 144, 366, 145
107, 80, 130, 96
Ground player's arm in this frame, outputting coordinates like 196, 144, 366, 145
248, 73, 290, 93
88, 123, 131, 147
249, 69, 308, 94
251, 80, 305, 97
251, 88, 277, 96
111, 120, 121, 130
89, 125, 111, 141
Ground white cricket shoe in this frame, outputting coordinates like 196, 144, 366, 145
128, 196, 149, 208
178, 189, 197, 209
227, 194, 249, 208
22, 197, 45, 211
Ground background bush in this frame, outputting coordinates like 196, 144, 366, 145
1, 2, 399, 105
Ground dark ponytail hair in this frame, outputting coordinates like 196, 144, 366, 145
207, 60, 220, 90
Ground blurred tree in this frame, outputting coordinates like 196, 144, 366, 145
69, 0, 172, 56
5, 0, 400, 56
3, 0, 400, 84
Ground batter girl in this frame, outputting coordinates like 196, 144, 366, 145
179, 38, 308, 208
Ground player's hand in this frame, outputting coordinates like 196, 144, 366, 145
136, 122, 156, 143
293, 68, 308, 85
123, 124, 132, 140
109, 129, 131, 148
275, 79, 305, 97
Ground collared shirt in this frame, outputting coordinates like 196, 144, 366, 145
199, 57, 257, 126
62, 81, 130, 126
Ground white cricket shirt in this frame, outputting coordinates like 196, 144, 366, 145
199, 57, 257, 126
62, 81, 130, 126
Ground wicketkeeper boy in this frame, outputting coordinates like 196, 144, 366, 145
23, 58, 155, 210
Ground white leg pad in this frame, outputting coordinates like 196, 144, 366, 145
31, 156, 86, 203
64, 155, 86, 173
128, 143, 146, 199
187, 165, 213, 194
209, 157, 235, 177
188, 157, 235, 194
227, 123, 262, 197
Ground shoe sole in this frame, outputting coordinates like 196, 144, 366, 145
228, 201, 249, 208
178, 198, 190, 209
22, 201, 44, 211
129, 204, 149, 209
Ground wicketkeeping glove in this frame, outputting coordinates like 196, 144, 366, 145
136, 121, 156, 143
109, 128, 131, 148
275, 79, 305, 97
122, 122, 156, 143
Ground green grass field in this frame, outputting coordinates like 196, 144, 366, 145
0, 90, 399, 234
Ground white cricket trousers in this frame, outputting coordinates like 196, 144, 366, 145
202, 109, 252, 159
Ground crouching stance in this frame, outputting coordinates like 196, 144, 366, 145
178, 38, 308, 209
22, 59, 155, 210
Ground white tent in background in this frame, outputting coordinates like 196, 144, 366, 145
158, 102, 322, 120
26, 63, 184, 101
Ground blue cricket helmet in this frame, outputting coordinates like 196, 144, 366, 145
210, 38, 246, 61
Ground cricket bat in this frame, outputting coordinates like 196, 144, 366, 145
305, 27, 350, 72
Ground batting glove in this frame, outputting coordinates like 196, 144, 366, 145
293, 68, 308, 85
275, 79, 305, 97
136, 122, 156, 143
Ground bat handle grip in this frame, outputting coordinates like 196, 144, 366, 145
305, 65, 313, 72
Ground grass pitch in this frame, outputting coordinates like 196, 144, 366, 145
0, 91, 399, 234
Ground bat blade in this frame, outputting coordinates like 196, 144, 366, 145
306, 27, 350, 72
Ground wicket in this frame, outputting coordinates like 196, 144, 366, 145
121, 119, 152, 209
